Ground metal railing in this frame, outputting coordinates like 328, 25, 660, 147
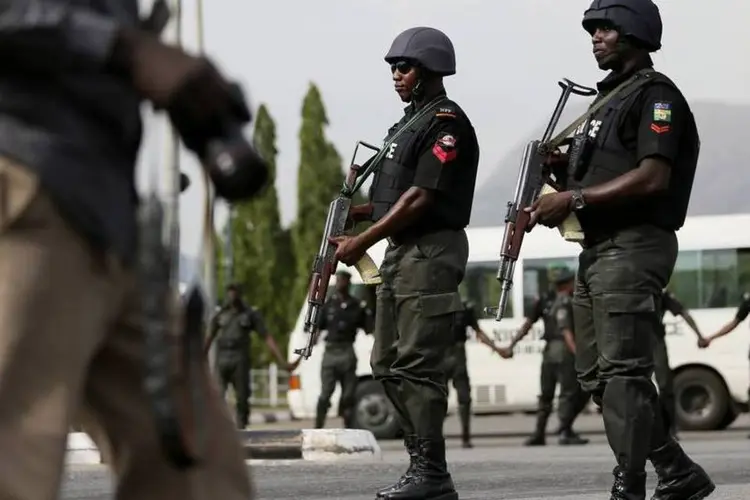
248, 363, 289, 408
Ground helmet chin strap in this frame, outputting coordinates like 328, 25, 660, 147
411, 79, 424, 99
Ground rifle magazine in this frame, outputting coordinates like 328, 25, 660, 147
354, 253, 382, 285
539, 184, 585, 244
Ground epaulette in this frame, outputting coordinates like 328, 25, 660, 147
743, 291, 750, 302
435, 103, 457, 120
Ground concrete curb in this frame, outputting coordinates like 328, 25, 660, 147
240, 429, 382, 461
66, 433, 101, 465
66, 428, 381, 465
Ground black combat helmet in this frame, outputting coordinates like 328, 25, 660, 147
582, 0, 662, 52
550, 266, 576, 285
384, 27, 456, 76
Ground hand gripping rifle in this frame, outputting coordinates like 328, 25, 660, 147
485, 78, 597, 321
294, 141, 384, 359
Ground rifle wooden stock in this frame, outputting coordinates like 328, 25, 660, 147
539, 184, 584, 243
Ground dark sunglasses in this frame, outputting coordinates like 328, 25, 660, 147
390, 60, 414, 74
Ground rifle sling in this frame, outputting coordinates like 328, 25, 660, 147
347, 96, 448, 195
545, 69, 655, 152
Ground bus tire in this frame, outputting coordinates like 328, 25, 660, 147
673, 368, 729, 431
716, 405, 738, 430
352, 379, 401, 440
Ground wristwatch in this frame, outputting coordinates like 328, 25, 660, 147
570, 189, 586, 211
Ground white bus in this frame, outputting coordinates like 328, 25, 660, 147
287, 214, 750, 439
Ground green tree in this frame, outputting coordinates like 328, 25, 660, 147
291, 83, 345, 315
226, 105, 294, 365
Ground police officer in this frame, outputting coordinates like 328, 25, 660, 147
501, 268, 590, 447
315, 270, 368, 429
703, 291, 750, 438
206, 283, 290, 428
329, 26, 479, 500
656, 289, 706, 438
0, 2, 257, 498
444, 299, 503, 448
528, 1, 714, 497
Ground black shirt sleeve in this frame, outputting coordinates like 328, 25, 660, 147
527, 297, 543, 323
412, 116, 462, 193
248, 309, 269, 338
735, 293, 750, 322
0, 0, 120, 73
465, 305, 480, 331
662, 291, 685, 316
635, 83, 690, 167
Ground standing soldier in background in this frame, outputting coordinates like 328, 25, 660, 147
656, 289, 707, 439
315, 270, 369, 429
526, 0, 715, 497
500, 267, 589, 447
329, 26, 479, 500
0, 1, 261, 498
205, 283, 292, 428
444, 299, 504, 448
703, 291, 750, 438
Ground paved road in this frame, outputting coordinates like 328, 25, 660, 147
252, 410, 750, 440
61, 431, 749, 499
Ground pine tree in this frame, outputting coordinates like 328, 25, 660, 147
291, 83, 345, 315
229, 105, 293, 365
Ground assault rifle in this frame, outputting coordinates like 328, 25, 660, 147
485, 79, 597, 321
294, 141, 384, 359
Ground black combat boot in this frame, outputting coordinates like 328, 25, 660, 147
458, 405, 472, 448
376, 435, 419, 498
649, 439, 715, 500
524, 412, 548, 446
610, 466, 647, 500
381, 438, 458, 500
558, 428, 589, 445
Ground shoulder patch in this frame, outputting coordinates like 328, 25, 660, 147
435, 104, 457, 120
556, 308, 568, 322
743, 292, 750, 301
653, 101, 672, 122
432, 131, 458, 164
650, 101, 672, 134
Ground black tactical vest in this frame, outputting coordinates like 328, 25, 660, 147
568, 71, 697, 236
216, 308, 251, 351
369, 106, 441, 222
324, 295, 363, 344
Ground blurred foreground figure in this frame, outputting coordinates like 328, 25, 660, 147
0, 1, 268, 498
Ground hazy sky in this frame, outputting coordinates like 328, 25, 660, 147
136, 0, 750, 259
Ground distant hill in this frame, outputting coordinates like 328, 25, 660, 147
469, 101, 748, 227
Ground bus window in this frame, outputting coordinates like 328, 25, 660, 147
522, 257, 578, 317
668, 247, 750, 309
459, 262, 513, 317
